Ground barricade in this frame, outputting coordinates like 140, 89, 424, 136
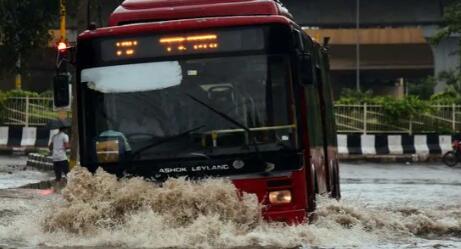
339, 133, 456, 158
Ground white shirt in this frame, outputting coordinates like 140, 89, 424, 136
52, 132, 69, 162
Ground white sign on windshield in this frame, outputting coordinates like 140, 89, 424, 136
81, 61, 183, 93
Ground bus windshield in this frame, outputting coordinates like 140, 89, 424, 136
81, 54, 296, 161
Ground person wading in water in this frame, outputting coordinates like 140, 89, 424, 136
49, 126, 70, 183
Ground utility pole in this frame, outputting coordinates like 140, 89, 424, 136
14, 7, 21, 89
15, 55, 21, 89
58, 0, 78, 169
356, 0, 361, 92
60, 0, 67, 42
61, 0, 78, 169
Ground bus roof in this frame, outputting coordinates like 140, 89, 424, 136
79, 15, 293, 41
109, 0, 292, 26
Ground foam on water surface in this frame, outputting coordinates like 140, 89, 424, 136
0, 166, 460, 249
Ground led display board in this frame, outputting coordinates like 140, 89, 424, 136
100, 27, 265, 62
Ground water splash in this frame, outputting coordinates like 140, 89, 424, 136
0, 166, 460, 249
43, 166, 261, 235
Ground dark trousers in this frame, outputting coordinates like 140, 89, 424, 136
53, 160, 70, 181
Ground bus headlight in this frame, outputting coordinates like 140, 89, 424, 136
269, 190, 292, 204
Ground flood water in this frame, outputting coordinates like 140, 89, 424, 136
0, 156, 460, 249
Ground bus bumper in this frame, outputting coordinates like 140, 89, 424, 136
263, 208, 307, 224
231, 169, 309, 224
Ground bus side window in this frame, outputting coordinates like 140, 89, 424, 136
297, 30, 315, 85
305, 66, 325, 151
320, 53, 337, 146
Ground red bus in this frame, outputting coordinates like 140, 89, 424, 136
57, 0, 340, 223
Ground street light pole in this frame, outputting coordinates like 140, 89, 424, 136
60, 0, 67, 42
356, 0, 361, 92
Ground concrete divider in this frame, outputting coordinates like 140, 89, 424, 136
388, 135, 403, 155
339, 134, 457, 158
414, 135, 429, 155
0, 127, 8, 146
337, 134, 348, 155
0, 126, 458, 162
26, 153, 53, 171
439, 135, 452, 155
361, 135, 376, 155
0, 126, 58, 151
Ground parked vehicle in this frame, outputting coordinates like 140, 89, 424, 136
442, 140, 461, 167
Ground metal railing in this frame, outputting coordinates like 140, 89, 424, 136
2, 97, 461, 134
335, 104, 461, 134
1, 97, 63, 127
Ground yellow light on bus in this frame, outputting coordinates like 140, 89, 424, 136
126, 49, 135, 55
160, 37, 186, 43
116, 40, 138, 47
159, 34, 219, 53
186, 34, 217, 41
160, 34, 217, 44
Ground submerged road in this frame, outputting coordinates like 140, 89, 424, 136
342, 162, 461, 208
0, 155, 52, 189
0, 156, 460, 248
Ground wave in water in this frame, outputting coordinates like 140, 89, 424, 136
0, 166, 460, 248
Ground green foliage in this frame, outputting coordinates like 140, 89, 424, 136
335, 89, 374, 104
337, 89, 433, 124
430, 90, 461, 104
0, 89, 39, 123
430, 1, 461, 105
431, 1, 461, 45
4, 89, 39, 98
0, 0, 59, 74
407, 76, 436, 100
428, 71, 461, 104
439, 70, 461, 93
39, 90, 54, 98
378, 96, 432, 123
0, 90, 6, 123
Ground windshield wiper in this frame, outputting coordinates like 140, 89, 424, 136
186, 94, 272, 172
130, 125, 205, 160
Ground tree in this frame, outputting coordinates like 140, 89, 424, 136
433, 1, 461, 44
407, 76, 436, 100
0, 0, 59, 88
432, 1, 461, 67
429, 1, 461, 97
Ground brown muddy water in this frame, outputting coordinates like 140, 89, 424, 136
0, 163, 460, 249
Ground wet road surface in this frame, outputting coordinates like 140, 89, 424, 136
341, 162, 461, 208
0, 156, 460, 248
0, 155, 53, 189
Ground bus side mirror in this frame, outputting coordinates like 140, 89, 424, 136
299, 54, 314, 85
53, 73, 71, 109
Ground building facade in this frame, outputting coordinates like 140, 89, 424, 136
284, 0, 459, 97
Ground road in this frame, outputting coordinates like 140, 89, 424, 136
0, 155, 52, 189
0, 156, 460, 248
